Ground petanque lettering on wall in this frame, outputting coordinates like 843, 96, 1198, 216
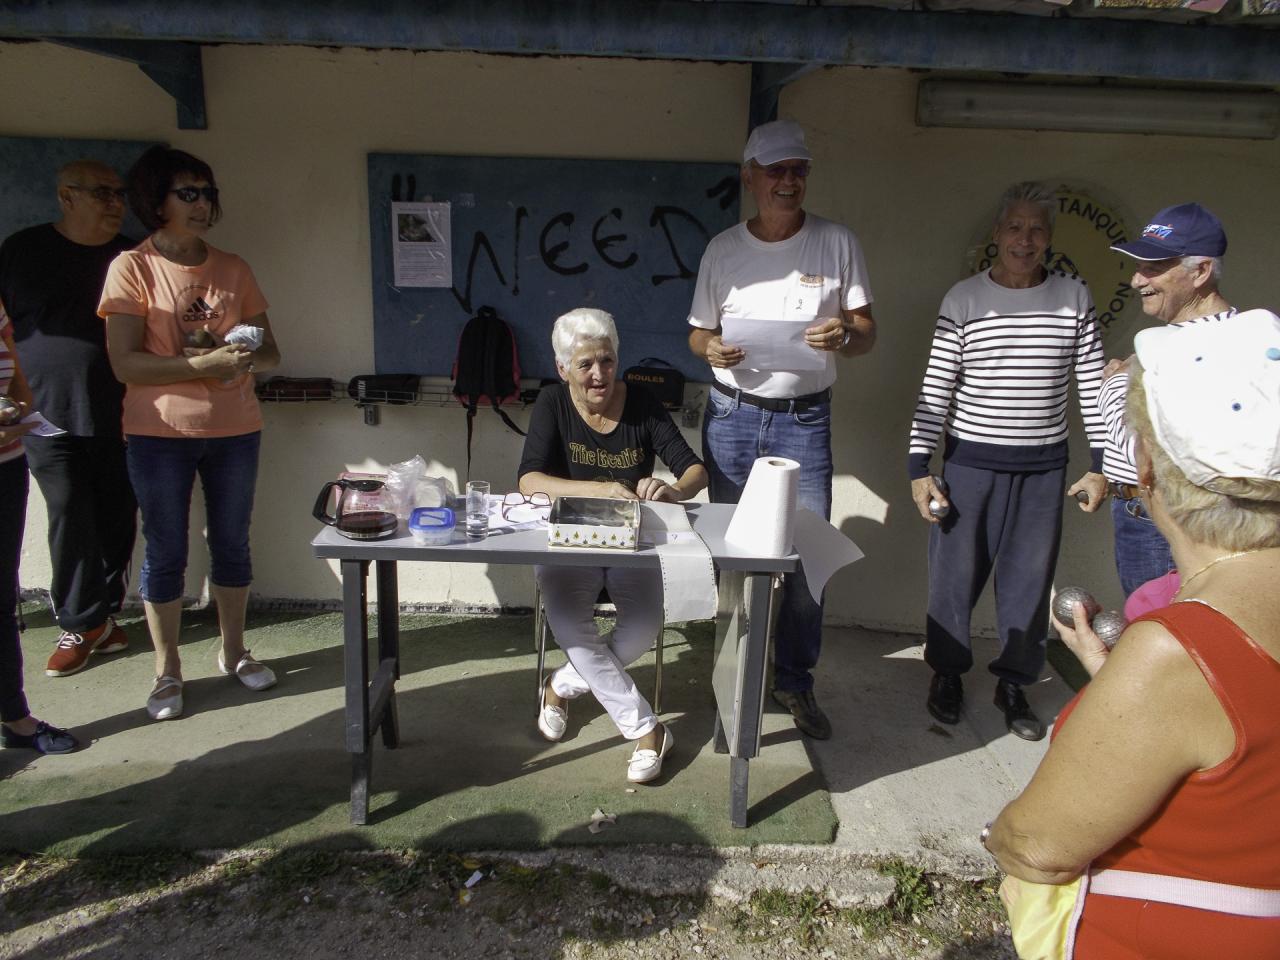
967, 184, 1141, 343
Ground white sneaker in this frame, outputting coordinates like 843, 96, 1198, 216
537, 680, 567, 742
147, 676, 184, 721
627, 726, 674, 784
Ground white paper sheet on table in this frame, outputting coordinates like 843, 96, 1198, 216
722, 456, 864, 604
720, 316, 826, 371
792, 509, 864, 603
640, 502, 718, 623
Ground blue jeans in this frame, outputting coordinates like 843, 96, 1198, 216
702, 388, 832, 693
127, 432, 261, 604
1111, 495, 1174, 598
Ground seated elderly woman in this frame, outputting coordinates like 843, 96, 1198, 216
519, 307, 707, 784
986, 310, 1280, 957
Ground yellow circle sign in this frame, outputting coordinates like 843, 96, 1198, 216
968, 184, 1141, 346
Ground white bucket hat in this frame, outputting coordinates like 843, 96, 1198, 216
1134, 308, 1280, 490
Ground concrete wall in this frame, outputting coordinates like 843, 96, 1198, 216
3, 42, 1278, 633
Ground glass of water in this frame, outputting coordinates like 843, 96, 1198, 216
465, 480, 490, 540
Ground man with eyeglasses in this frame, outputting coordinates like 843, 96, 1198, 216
687, 119, 876, 739
0, 160, 137, 677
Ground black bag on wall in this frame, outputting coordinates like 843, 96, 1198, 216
623, 357, 685, 409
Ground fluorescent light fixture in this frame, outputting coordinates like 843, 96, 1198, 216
917, 80, 1279, 140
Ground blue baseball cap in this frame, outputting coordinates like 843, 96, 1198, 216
1111, 202, 1228, 261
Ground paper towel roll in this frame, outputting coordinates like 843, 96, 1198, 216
724, 456, 799, 557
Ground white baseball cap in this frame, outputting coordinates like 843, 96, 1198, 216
1134, 309, 1280, 490
743, 120, 812, 167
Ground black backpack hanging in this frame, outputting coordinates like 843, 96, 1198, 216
451, 305, 526, 477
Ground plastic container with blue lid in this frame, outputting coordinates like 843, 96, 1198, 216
408, 506, 456, 545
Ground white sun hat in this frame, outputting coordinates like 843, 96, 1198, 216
1134, 308, 1280, 490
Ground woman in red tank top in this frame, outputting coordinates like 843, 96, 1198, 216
985, 311, 1280, 958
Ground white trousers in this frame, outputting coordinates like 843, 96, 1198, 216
536, 563, 662, 740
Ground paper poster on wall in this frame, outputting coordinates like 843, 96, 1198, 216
391, 201, 451, 287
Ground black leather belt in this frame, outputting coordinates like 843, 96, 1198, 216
712, 381, 831, 413
1109, 481, 1141, 501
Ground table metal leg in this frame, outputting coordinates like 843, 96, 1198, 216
712, 710, 729, 755
342, 558, 371, 825
729, 756, 750, 829
730, 572, 775, 827
712, 570, 777, 828
375, 560, 401, 748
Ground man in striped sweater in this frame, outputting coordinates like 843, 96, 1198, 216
1100, 203, 1234, 598
908, 182, 1107, 741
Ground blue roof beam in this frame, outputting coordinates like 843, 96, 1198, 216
5, 1, 1278, 88
50, 38, 207, 129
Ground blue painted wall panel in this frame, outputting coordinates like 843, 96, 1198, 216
367, 153, 740, 380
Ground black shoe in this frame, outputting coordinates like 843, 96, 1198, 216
772, 689, 832, 740
0, 720, 79, 755
995, 680, 1045, 741
927, 673, 963, 725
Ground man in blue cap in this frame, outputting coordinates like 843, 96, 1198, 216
1099, 203, 1235, 596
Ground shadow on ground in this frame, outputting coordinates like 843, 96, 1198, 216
0, 608, 834, 857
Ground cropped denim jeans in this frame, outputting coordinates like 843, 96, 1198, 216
127, 432, 261, 604
702, 387, 832, 693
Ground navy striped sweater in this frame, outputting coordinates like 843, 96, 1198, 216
908, 269, 1106, 480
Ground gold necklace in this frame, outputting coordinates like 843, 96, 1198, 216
1174, 549, 1266, 600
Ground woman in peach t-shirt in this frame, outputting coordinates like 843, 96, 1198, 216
101, 146, 281, 722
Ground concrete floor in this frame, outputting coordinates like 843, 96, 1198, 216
0, 606, 1068, 870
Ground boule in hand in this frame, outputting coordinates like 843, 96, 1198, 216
0, 395, 22, 426
187, 328, 215, 349
1092, 610, 1128, 649
928, 474, 950, 518
1052, 586, 1100, 629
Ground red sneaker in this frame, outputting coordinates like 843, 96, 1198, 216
44, 617, 128, 677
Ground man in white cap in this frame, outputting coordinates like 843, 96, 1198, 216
1100, 202, 1234, 597
687, 119, 876, 739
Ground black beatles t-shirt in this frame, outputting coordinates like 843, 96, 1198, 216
0, 224, 134, 437
518, 382, 702, 489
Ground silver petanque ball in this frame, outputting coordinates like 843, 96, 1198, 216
1052, 586, 1101, 629
1074, 490, 1090, 504
928, 498, 949, 518
0, 395, 21, 426
1093, 610, 1128, 649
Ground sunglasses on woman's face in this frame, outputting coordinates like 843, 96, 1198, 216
169, 185, 219, 203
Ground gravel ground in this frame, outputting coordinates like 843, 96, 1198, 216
0, 848, 1017, 960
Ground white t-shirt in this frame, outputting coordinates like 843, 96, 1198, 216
687, 214, 872, 398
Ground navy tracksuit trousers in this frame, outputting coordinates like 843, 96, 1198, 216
924, 461, 1066, 687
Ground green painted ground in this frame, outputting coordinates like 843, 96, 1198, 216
0, 607, 836, 855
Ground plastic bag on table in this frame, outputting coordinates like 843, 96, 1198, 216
384, 455, 428, 519
412, 475, 456, 510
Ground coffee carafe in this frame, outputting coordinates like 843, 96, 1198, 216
312, 476, 398, 540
